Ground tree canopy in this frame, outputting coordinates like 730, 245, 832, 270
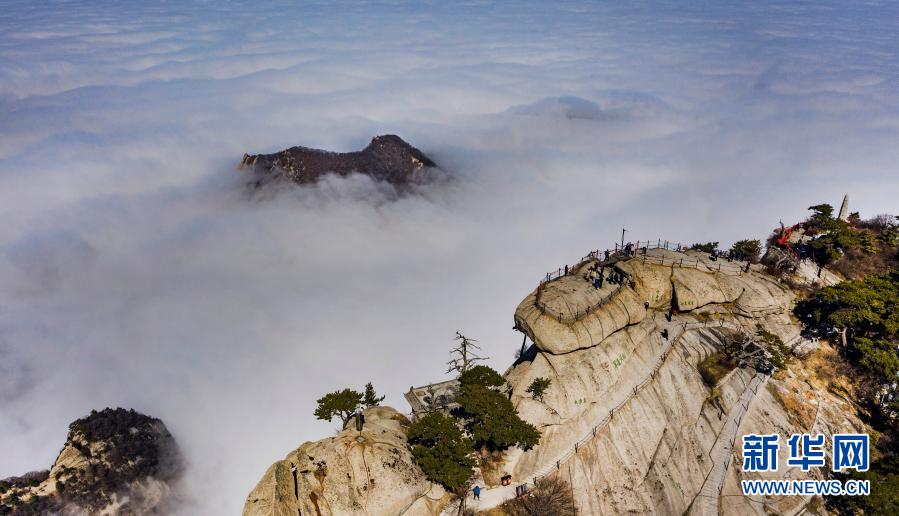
807, 217, 858, 270
458, 364, 506, 388
689, 242, 719, 253
730, 239, 762, 262
314, 382, 385, 426
755, 329, 790, 370
794, 271, 899, 382
828, 453, 899, 516
454, 366, 540, 451
313, 388, 363, 427
526, 377, 552, 401
807, 203, 834, 225
406, 412, 475, 490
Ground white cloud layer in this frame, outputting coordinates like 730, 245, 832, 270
1, 1, 898, 513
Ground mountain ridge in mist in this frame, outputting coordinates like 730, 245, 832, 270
241, 135, 439, 189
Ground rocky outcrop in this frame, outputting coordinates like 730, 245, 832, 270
241, 135, 438, 187
0, 408, 182, 515
243, 406, 443, 516
514, 250, 791, 355
492, 248, 865, 514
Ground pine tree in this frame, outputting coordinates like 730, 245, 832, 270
406, 412, 474, 490
313, 389, 363, 427
362, 382, 385, 407
526, 377, 552, 401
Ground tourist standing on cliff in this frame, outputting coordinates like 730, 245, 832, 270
473, 485, 481, 500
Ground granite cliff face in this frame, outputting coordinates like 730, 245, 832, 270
502, 248, 865, 515
241, 135, 438, 187
243, 246, 866, 515
0, 408, 183, 515
243, 406, 443, 516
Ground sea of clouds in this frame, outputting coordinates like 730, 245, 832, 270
1, 0, 898, 513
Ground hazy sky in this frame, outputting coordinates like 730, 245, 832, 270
1, 1, 897, 513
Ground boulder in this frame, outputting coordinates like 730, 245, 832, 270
515, 286, 647, 354
671, 267, 728, 310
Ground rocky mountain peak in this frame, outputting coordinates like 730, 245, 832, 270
0, 408, 182, 515
241, 134, 438, 187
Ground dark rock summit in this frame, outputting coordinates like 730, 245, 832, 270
0, 408, 183, 515
241, 134, 438, 187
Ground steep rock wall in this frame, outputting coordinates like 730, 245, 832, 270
243, 407, 440, 516
500, 249, 856, 514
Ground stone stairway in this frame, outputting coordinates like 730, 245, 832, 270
689, 371, 769, 516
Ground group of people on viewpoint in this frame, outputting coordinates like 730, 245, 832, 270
585, 262, 626, 290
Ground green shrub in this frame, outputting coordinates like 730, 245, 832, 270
730, 239, 762, 262
756, 329, 790, 369
526, 377, 551, 401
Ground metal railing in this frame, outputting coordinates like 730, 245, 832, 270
533, 240, 755, 323
693, 372, 769, 515
634, 253, 749, 275
538, 240, 679, 285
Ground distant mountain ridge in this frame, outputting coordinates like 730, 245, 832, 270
241, 135, 438, 187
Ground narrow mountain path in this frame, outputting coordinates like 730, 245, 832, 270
689, 371, 770, 515
464, 314, 753, 513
